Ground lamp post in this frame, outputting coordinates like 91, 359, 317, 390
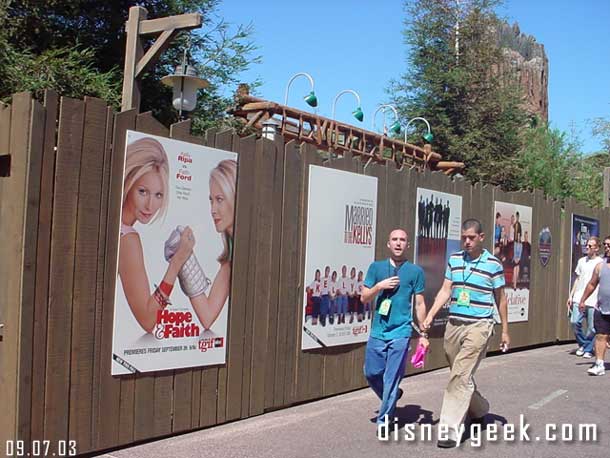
331, 89, 364, 122
372, 104, 401, 135
284, 72, 318, 108
261, 117, 281, 141
404, 117, 433, 144
160, 39, 209, 120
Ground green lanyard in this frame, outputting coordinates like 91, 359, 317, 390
462, 253, 482, 284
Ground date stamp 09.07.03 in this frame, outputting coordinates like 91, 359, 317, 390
5, 440, 77, 457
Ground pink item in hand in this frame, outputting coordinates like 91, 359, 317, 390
411, 343, 428, 369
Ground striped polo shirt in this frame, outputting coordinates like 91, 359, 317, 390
445, 249, 505, 320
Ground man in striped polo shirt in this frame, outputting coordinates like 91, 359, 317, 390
423, 218, 510, 448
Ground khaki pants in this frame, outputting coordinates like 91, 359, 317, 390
439, 318, 494, 436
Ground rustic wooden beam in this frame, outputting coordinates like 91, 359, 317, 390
121, 7, 203, 112
139, 13, 202, 35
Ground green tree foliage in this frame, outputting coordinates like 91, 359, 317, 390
389, 0, 528, 187
516, 126, 578, 200
592, 117, 610, 154
1, 0, 260, 131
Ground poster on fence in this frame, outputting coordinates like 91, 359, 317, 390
493, 201, 532, 322
414, 188, 462, 334
111, 130, 237, 375
301, 165, 377, 350
570, 214, 600, 289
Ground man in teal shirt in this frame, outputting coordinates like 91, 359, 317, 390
362, 229, 428, 428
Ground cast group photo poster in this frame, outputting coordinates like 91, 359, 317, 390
415, 188, 462, 334
112, 130, 237, 375
570, 214, 600, 288
301, 165, 378, 350
494, 202, 532, 322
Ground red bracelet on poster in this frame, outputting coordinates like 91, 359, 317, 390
159, 281, 173, 297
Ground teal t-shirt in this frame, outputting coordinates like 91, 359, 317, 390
364, 259, 425, 340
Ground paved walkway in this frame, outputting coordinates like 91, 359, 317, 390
96, 344, 610, 458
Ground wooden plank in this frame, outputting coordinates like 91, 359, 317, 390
277, 141, 304, 406
17, 98, 46, 447
321, 155, 349, 397
153, 373, 173, 436
90, 105, 115, 447
0, 100, 8, 447
300, 143, 325, 402
96, 109, 137, 450
131, 111, 169, 442
199, 128, 219, 427
121, 7, 146, 111
168, 119, 203, 428
213, 129, 235, 424
68, 97, 108, 452
224, 134, 256, 420
0, 93, 31, 447
139, 13, 202, 35
168, 119, 198, 431
265, 134, 286, 410
30, 90, 58, 443
239, 134, 261, 417
44, 96, 85, 448
248, 136, 275, 416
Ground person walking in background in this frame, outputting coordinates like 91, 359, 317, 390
579, 236, 610, 376
568, 236, 602, 359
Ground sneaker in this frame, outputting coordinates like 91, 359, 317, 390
587, 364, 605, 376
437, 439, 457, 448
575, 347, 585, 356
582, 352, 593, 359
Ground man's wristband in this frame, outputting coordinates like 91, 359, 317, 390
420, 332, 429, 339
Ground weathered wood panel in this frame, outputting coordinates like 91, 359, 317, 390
30, 91, 59, 443
44, 97, 85, 450
68, 97, 109, 451
0, 93, 32, 447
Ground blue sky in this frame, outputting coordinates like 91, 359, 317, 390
217, 0, 610, 153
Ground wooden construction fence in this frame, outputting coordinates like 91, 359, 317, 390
1, 92, 608, 455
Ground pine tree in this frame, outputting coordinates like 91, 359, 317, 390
389, 0, 528, 187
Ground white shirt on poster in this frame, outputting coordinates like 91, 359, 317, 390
320, 276, 330, 295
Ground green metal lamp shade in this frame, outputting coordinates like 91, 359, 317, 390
423, 131, 434, 143
352, 107, 364, 122
304, 91, 318, 107
389, 120, 401, 135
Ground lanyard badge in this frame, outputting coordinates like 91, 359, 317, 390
378, 298, 392, 316
457, 253, 481, 308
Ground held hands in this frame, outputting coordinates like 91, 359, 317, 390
421, 315, 433, 331
173, 226, 195, 266
500, 332, 510, 352
377, 276, 400, 290
164, 226, 211, 298
418, 336, 430, 349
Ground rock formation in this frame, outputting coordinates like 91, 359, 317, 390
496, 22, 549, 123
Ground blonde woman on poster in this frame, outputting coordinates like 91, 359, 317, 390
185, 159, 236, 329
119, 137, 195, 333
